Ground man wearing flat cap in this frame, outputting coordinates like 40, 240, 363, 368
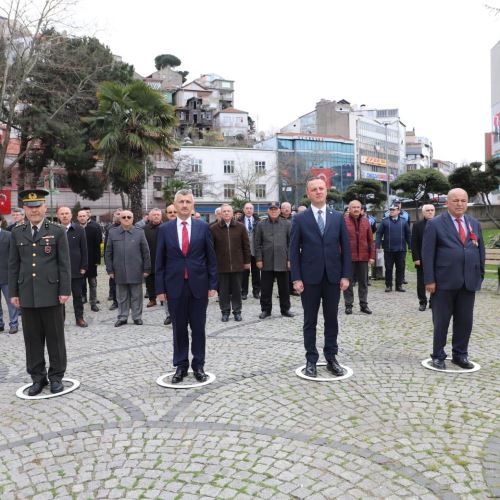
254, 202, 294, 319
8, 189, 72, 396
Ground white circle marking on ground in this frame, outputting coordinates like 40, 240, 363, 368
421, 357, 481, 373
295, 362, 353, 382
156, 371, 216, 389
16, 378, 81, 400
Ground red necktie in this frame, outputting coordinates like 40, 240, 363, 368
456, 218, 466, 245
181, 221, 189, 278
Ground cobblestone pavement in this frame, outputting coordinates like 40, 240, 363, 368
0, 269, 499, 499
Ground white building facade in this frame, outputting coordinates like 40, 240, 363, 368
164, 146, 278, 216
405, 130, 433, 170
213, 108, 249, 138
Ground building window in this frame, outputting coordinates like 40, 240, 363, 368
255, 161, 266, 174
192, 183, 203, 197
224, 160, 235, 174
153, 176, 162, 191
255, 184, 266, 199
224, 184, 235, 199
192, 159, 202, 173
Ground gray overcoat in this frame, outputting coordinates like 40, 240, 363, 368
105, 226, 151, 284
254, 217, 291, 272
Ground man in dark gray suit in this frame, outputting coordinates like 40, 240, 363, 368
57, 207, 88, 328
0, 220, 19, 334
105, 210, 151, 327
422, 188, 485, 370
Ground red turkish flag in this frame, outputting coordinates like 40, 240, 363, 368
0, 188, 11, 215
310, 168, 333, 188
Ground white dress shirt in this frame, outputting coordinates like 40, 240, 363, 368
176, 217, 192, 249
310, 204, 327, 225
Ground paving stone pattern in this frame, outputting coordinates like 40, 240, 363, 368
0, 269, 499, 499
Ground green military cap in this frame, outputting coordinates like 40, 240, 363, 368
18, 189, 49, 207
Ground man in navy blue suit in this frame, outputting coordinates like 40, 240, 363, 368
290, 177, 352, 377
422, 188, 485, 370
155, 189, 218, 383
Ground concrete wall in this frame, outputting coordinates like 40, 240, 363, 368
316, 100, 350, 137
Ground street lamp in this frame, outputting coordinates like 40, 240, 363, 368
374, 119, 400, 209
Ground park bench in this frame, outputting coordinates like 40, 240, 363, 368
485, 248, 500, 293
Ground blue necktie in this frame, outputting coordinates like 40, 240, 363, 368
247, 218, 252, 232
317, 210, 325, 235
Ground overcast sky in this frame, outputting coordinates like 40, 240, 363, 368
74, 0, 500, 166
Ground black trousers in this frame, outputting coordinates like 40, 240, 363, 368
241, 256, 261, 295
343, 261, 369, 307
21, 305, 66, 383
260, 271, 290, 313
301, 275, 341, 364
431, 287, 475, 360
168, 280, 208, 371
384, 251, 406, 288
218, 272, 243, 315
109, 276, 117, 302
145, 273, 156, 300
71, 277, 84, 320
416, 265, 428, 305
81, 276, 98, 305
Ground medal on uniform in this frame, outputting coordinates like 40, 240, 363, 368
44, 245, 51, 254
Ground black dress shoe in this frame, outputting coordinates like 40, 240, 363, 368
326, 357, 345, 376
114, 320, 127, 327
253, 292, 260, 299
91, 305, 99, 312
164, 316, 172, 326
234, 313, 242, 322
402, 279, 408, 284
221, 314, 229, 322
259, 311, 271, 319
28, 379, 48, 396
82, 297, 87, 304
431, 359, 446, 370
452, 357, 474, 369
385, 286, 392, 292
419, 304, 427, 311
193, 369, 208, 382
304, 361, 317, 377
360, 306, 372, 314
395, 287, 406, 292
345, 306, 353, 315
50, 380, 64, 394
281, 310, 294, 317
9, 327, 18, 334
241, 294, 248, 300
171, 367, 188, 383
134, 319, 143, 325
109, 302, 118, 311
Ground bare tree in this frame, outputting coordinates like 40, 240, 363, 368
162, 153, 216, 203
0, 0, 78, 186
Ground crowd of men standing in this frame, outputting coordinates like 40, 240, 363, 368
0, 182, 485, 392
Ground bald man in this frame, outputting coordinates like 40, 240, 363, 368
422, 188, 485, 370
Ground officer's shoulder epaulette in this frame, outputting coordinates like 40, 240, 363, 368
48, 221, 63, 228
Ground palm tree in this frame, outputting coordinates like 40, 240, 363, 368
85, 80, 177, 220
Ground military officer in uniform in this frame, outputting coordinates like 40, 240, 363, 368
8, 189, 71, 396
